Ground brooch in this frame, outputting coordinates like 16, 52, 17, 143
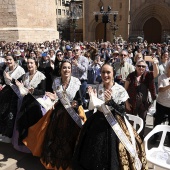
99, 90, 103, 95
57, 86, 60, 90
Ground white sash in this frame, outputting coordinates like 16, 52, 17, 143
56, 85, 83, 128
89, 95, 142, 170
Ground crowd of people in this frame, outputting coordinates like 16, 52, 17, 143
0, 39, 170, 170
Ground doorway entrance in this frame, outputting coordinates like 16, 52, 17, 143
95, 22, 104, 42
143, 17, 162, 43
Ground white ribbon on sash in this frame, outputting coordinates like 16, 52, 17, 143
89, 95, 142, 170
56, 85, 83, 128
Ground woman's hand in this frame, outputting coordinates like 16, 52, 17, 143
125, 100, 132, 111
104, 89, 112, 102
15, 80, 23, 87
29, 87, 34, 94
4, 71, 12, 81
88, 86, 97, 97
152, 57, 159, 65
71, 100, 78, 108
45, 92, 57, 101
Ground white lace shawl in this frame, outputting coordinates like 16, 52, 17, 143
23, 70, 46, 89
97, 82, 129, 104
52, 76, 81, 101
4, 65, 25, 85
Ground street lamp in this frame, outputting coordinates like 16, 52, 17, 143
110, 12, 118, 43
94, 6, 118, 42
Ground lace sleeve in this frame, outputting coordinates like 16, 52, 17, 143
106, 99, 126, 117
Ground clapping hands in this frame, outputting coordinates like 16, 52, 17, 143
104, 89, 112, 102
88, 86, 97, 97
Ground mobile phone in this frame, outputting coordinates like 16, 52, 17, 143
144, 56, 154, 62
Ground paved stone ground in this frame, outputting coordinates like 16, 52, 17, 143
0, 115, 166, 170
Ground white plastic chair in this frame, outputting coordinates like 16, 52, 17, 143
126, 114, 144, 134
144, 125, 170, 170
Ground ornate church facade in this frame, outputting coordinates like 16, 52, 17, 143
84, 0, 170, 43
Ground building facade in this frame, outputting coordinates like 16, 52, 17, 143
0, 0, 58, 42
1, 0, 170, 43
56, 0, 83, 42
83, 0, 170, 43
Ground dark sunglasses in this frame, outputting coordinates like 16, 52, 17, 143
120, 54, 127, 56
57, 54, 63, 56
137, 65, 146, 68
73, 49, 79, 52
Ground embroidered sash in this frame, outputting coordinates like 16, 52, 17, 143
89, 94, 142, 170
101, 104, 142, 170
56, 85, 83, 128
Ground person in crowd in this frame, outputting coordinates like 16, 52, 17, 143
73, 62, 147, 170
38, 52, 54, 92
0, 54, 25, 143
60, 40, 67, 52
134, 53, 144, 65
86, 44, 98, 61
71, 45, 89, 108
84, 51, 93, 65
112, 50, 120, 62
100, 42, 111, 62
114, 50, 135, 86
24, 60, 87, 170
159, 51, 169, 75
125, 59, 158, 140
12, 57, 46, 151
52, 50, 64, 77
49, 49, 56, 62
54, 42, 61, 53
152, 61, 170, 140
40, 44, 47, 54
89, 54, 103, 84
64, 48, 73, 61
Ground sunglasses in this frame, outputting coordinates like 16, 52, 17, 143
57, 54, 63, 56
73, 49, 79, 52
137, 65, 146, 68
121, 54, 127, 56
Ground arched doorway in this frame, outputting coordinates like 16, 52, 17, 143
143, 17, 162, 43
95, 22, 104, 42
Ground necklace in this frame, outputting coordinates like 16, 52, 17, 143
61, 77, 70, 90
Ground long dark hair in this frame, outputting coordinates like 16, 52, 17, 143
54, 50, 63, 66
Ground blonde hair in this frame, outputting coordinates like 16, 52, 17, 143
134, 53, 143, 63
